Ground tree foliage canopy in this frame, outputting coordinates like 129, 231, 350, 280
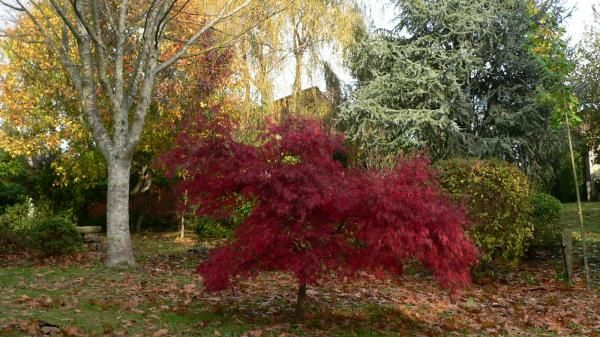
0, 2, 236, 186
574, 8, 600, 151
163, 116, 478, 292
337, 0, 569, 185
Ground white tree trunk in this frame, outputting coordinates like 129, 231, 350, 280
106, 158, 135, 268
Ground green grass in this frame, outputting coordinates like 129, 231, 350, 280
559, 202, 600, 287
559, 202, 600, 234
0, 238, 428, 337
0, 233, 249, 337
1, 231, 598, 337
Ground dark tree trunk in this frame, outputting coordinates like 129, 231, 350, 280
295, 282, 307, 321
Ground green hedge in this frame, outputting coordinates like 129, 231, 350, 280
0, 203, 81, 256
435, 159, 534, 266
0, 203, 32, 252
27, 216, 82, 256
530, 192, 562, 248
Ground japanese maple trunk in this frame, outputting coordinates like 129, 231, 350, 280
106, 157, 135, 268
295, 282, 307, 321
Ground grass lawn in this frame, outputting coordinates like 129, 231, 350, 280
1, 231, 599, 337
560, 202, 600, 234
559, 202, 600, 288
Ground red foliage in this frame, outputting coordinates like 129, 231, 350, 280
163, 116, 478, 293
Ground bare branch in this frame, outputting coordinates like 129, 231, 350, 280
88, 0, 119, 114
0, 0, 25, 12
6, 1, 84, 94
154, 0, 178, 47
59, 22, 83, 93
77, 28, 113, 158
173, 5, 288, 61
99, 0, 117, 31
153, 0, 251, 74
114, 0, 130, 107
125, 59, 157, 156
141, 0, 161, 41
29, 0, 113, 157
125, 1, 164, 111
69, 0, 106, 48
160, 0, 192, 28
46, 0, 82, 42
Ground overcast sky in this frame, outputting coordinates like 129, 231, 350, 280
275, 0, 600, 99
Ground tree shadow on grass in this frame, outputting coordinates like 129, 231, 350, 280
192, 283, 464, 337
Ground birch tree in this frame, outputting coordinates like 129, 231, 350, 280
0, 0, 277, 268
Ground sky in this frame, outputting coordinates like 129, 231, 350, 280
362, 0, 597, 43
564, 0, 599, 44
0, 0, 597, 99
275, 0, 600, 99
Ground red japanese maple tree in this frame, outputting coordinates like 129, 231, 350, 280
163, 115, 478, 318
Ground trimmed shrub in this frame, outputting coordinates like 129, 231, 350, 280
27, 216, 82, 256
530, 192, 562, 248
435, 159, 534, 266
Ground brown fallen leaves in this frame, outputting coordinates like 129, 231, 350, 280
14, 294, 55, 309
152, 328, 169, 337
201, 262, 600, 337
0, 320, 86, 336
2, 234, 599, 337
0, 250, 103, 268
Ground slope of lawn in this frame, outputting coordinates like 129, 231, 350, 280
1, 232, 599, 337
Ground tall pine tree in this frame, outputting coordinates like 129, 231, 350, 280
337, 0, 568, 185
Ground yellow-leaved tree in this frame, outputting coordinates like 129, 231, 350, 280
0, 0, 284, 268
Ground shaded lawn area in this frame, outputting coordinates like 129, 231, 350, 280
560, 202, 600, 234
560, 202, 600, 285
1, 232, 599, 337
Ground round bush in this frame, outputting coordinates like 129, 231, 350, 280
0, 203, 33, 252
530, 192, 562, 248
27, 217, 82, 256
435, 159, 534, 266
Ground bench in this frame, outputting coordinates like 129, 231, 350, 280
75, 226, 102, 251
